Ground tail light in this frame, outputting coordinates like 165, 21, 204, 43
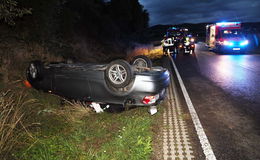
23, 80, 32, 88
142, 94, 159, 104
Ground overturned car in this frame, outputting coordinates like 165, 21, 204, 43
26, 56, 170, 109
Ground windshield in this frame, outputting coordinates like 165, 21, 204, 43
221, 29, 244, 38
167, 31, 181, 37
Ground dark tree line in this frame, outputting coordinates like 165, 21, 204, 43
1, 0, 149, 42
0, 0, 149, 60
0, 0, 31, 25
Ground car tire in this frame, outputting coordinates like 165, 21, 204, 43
27, 61, 44, 82
105, 59, 133, 88
130, 55, 152, 69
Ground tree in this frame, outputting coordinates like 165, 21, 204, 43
109, 0, 149, 34
0, 0, 31, 25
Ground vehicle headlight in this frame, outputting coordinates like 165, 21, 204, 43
190, 38, 195, 42
223, 41, 234, 46
240, 40, 249, 46
223, 40, 229, 45
185, 42, 190, 46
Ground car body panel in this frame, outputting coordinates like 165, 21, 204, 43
28, 63, 170, 106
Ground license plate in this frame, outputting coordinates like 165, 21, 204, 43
233, 48, 240, 50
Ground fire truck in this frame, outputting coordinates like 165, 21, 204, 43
206, 22, 249, 53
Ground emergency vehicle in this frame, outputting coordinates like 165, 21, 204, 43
206, 22, 249, 53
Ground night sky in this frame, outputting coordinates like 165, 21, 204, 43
139, 0, 260, 26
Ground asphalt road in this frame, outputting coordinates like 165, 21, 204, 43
169, 43, 260, 160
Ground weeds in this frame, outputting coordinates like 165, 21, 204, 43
0, 79, 156, 160
15, 102, 154, 160
0, 90, 38, 159
58, 100, 93, 123
14, 98, 93, 160
0, 39, 64, 84
128, 44, 163, 60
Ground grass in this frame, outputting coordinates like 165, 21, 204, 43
81, 109, 154, 160
0, 89, 39, 159
0, 39, 164, 159
128, 44, 164, 60
0, 70, 164, 160
0, 71, 164, 160
14, 105, 156, 160
0, 81, 162, 160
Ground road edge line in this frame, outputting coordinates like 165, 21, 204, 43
169, 56, 217, 160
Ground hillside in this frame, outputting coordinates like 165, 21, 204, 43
0, 1, 151, 159
142, 22, 260, 43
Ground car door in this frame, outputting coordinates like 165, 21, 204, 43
53, 70, 92, 101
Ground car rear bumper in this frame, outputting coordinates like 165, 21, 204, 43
123, 68, 170, 106
125, 88, 167, 106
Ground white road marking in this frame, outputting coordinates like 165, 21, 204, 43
169, 56, 217, 160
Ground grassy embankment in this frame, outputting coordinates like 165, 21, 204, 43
0, 0, 164, 158
0, 42, 165, 160
0, 80, 165, 160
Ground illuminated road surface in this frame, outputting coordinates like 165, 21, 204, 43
170, 43, 260, 160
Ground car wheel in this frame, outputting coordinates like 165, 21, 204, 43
130, 55, 152, 70
105, 59, 133, 88
27, 61, 44, 82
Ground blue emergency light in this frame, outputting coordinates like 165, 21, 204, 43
216, 22, 241, 27
240, 40, 249, 46
223, 40, 249, 47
